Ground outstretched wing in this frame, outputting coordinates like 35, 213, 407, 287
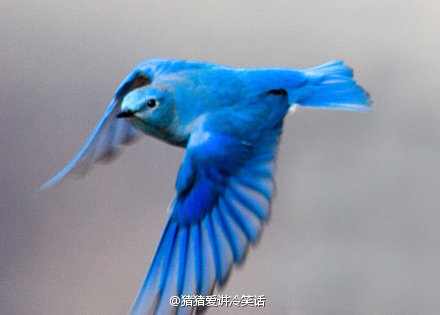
131, 90, 289, 315
40, 72, 150, 190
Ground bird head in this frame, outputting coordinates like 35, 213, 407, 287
115, 59, 179, 141
119, 84, 175, 122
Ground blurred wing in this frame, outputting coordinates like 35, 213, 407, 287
40, 98, 138, 190
132, 99, 285, 314
40, 71, 150, 190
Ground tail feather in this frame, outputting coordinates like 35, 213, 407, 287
298, 60, 371, 111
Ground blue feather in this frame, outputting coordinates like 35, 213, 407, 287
206, 213, 222, 282
177, 227, 189, 296
298, 60, 372, 111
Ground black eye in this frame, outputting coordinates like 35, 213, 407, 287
146, 99, 156, 108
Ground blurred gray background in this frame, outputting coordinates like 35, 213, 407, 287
1, 1, 439, 314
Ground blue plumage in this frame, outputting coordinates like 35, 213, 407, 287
41, 58, 371, 314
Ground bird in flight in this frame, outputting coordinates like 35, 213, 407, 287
42, 58, 370, 314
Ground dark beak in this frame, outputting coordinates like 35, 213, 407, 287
116, 110, 135, 118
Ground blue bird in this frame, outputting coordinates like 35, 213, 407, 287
42, 58, 370, 314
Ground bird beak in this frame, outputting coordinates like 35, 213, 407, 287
116, 110, 135, 118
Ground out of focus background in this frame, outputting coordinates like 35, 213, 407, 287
1, 1, 439, 314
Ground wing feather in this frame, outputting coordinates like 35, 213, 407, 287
131, 90, 289, 314
40, 70, 151, 190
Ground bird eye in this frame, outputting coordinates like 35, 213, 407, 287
146, 99, 157, 108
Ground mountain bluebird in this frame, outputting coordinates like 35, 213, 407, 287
42, 58, 370, 314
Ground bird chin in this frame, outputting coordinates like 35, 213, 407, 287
135, 122, 187, 147
127, 117, 150, 133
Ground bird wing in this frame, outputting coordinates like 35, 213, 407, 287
131, 90, 289, 315
40, 72, 150, 190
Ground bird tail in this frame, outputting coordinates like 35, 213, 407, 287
298, 60, 371, 111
